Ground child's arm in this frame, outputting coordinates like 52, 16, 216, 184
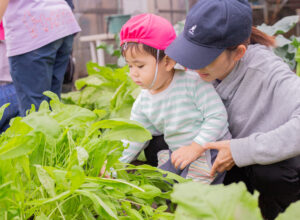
192, 81, 228, 147
119, 94, 158, 164
172, 80, 228, 169
0, 0, 10, 22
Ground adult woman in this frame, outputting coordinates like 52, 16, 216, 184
0, 0, 80, 116
146, 0, 300, 219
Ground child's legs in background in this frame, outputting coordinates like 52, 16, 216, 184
9, 35, 74, 116
0, 83, 19, 132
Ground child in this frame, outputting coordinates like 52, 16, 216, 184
118, 13, 229, 183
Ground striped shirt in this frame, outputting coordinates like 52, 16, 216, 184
120, 70, 228, 180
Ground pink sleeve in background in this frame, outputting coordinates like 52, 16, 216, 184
0, 22, 4, 40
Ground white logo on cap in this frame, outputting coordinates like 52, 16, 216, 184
189, 25, 197, 35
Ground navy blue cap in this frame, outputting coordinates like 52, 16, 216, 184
166, 0, 252, 69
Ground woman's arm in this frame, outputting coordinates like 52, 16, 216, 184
0, 0, 10, 22
205, 67, 300, 175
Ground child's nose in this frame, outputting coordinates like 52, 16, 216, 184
130, 69, 138, 78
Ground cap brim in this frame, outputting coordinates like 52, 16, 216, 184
165, 33, 225, 70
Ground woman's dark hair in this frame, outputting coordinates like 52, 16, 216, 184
227, 26, 276, 51
250, 26, 276, 47
121, 42, 166, 61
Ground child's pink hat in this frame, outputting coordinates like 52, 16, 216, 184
120, 13, 176, 50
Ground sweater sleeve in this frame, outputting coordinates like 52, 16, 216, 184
119, 94, 156, 163
231, 68, 300, 167
193, 80, 229, 146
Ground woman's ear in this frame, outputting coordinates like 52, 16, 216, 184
233, 45, 246, 62
163, 56, 176, 71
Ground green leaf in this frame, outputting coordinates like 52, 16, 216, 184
121, 201, 144, 220
0, 103, 10, 121
276, 201, 300, 220
5, 116, 33, 136
275, 35, 292, 47
35, 213, 49, 220
39, 100, 50, 112
44, 91, 60, 103
22, 112, 61, 138
76, 146, 89, 166
0, 134, 40, 160
102, 124, 152, 142
132, 184, 161, 200
257, 15, 299, 36
18, 156, 31, 180
68, 165, 85, 191
93, 109, 107, 120
92, 118, 152, 142
75, 189, 118, 219
28, 190, 71, 206
171, 182, 262, 220
75, 75, 104, 90
36, 165, 56, 197
52, 104, 97, 126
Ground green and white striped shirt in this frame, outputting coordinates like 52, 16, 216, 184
120, 70, 228, 165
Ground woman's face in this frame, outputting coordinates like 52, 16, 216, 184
194, 50, 237, 82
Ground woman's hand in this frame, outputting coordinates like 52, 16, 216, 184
203, 140, 235, 176
171, 142, 205, 170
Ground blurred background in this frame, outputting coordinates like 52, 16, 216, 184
70, 0, 300, 82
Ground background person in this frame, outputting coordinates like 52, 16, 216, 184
0, 0, 80, 116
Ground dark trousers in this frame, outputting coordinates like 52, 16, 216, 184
9, 35, 74, 116
0, 83, 19, 132
145, 135, 300, 220
224, 156, 300, 220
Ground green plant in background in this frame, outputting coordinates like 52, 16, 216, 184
171, 182, 262, 220
257, 15, 300, 71
0, 91, 188, 220
97, 34, 126, 67
173, 16, 300, 72
171, 181, 300, 220
62, 63, 140, 119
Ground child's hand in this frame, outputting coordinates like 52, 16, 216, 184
99, 161, 110, 178
171, 142, 205, 170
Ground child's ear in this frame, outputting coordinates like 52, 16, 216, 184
233, 45, 246, 62
163, 56, 176, 71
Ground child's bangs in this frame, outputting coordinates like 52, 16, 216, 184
121, 42, 142, 58
121, 42, 165, 61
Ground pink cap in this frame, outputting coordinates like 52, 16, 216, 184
0, 22, 4, 40
120, 13, 176, 50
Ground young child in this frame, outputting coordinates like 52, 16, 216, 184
118, 13, 229, 183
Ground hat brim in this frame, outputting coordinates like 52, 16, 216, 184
165, 33, 225, 70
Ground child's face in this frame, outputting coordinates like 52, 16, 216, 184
125, 45, 173, 93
